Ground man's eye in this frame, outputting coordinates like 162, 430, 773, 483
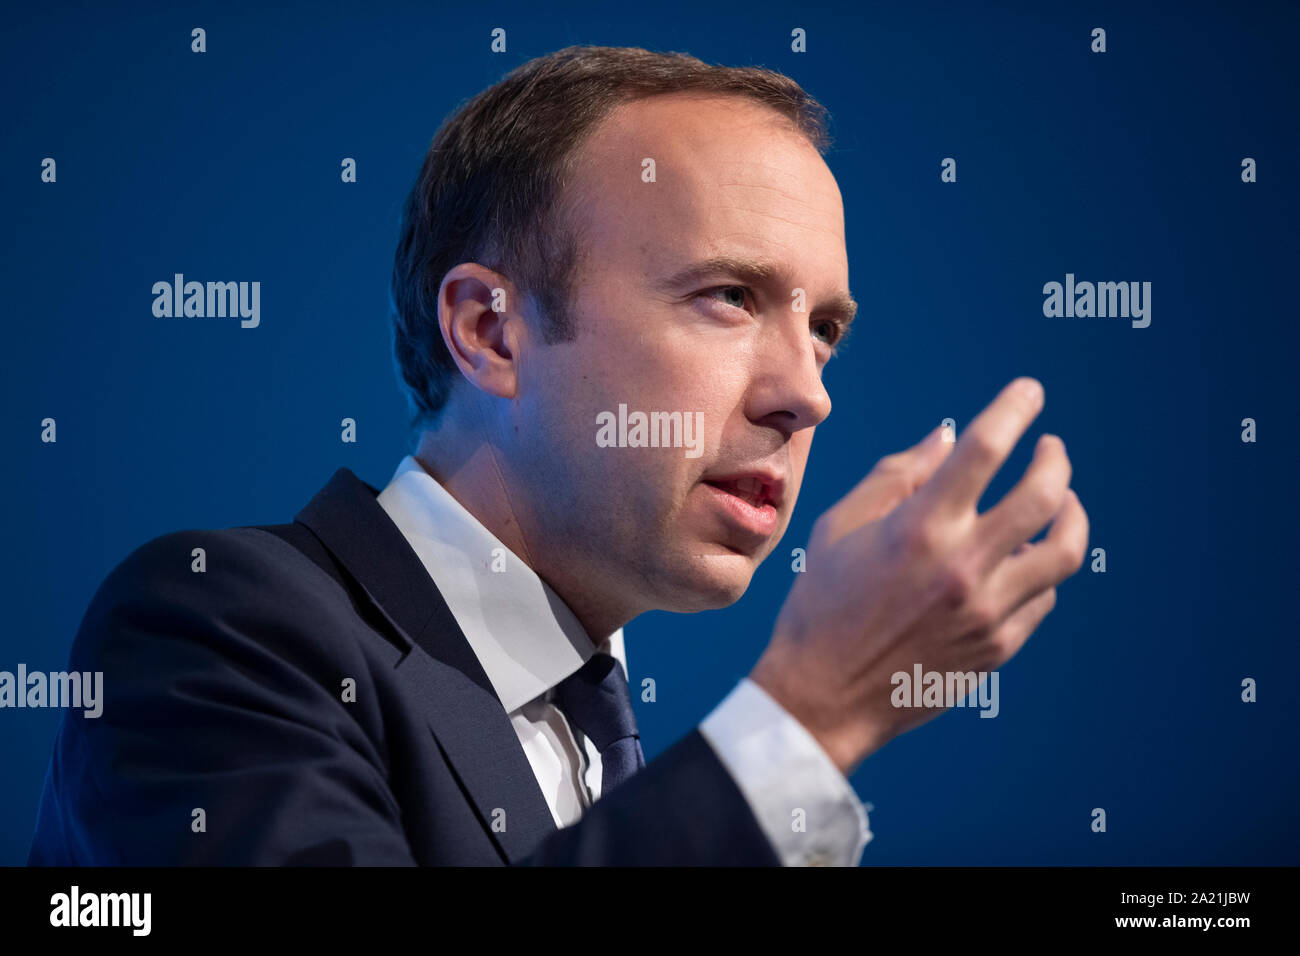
702, 286, 750, 310
812, 319, 843, 347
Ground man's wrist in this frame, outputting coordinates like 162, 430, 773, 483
747, 657, 883, 777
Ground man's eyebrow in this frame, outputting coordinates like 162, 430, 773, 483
664, 254, 858, 330
665, 254, 783, 290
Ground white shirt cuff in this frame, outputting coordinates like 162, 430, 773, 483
698, 677, 873, 866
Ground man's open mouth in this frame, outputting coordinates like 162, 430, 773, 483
700, 466, 786, 511
703, 476, 774, 509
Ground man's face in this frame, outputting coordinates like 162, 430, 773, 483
506, 92, 853, 624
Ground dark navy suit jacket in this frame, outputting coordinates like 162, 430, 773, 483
28, 467, 781, 865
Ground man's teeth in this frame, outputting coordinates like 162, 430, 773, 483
718, 477, 765, 506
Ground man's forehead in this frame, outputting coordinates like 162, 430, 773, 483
566, 93, 846, 270
575, 92, 836, 194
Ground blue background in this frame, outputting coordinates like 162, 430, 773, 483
2, 0, 1296, 866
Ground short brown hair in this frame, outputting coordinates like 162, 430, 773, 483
389, 44, 832, 431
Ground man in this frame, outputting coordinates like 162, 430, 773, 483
28, 45, 1088, 865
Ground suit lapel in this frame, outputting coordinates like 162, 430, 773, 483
294, 467, 559, 863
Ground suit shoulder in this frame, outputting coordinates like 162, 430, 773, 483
72, 525, 363, 674
97, 524, 339, 605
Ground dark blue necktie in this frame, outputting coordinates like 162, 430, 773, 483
553, 651, 646, 797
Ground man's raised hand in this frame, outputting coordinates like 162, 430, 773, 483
750, 378, 1090, 776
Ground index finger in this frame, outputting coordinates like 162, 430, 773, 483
914, 377, 1045, 514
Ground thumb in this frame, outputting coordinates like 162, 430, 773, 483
906, 423, 957, 490
850, 424, 956, 517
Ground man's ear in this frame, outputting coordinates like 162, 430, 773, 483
435, 262, 526, 401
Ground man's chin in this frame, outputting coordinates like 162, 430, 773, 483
656, 547, 761, 612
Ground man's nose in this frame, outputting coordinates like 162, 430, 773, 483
744, 323, 833, 436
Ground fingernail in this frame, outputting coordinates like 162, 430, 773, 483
1016, 378, 1043, 403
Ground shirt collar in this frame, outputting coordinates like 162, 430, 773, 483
376, 455, 627, 713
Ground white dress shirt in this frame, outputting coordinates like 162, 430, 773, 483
377, 455, 872, 866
